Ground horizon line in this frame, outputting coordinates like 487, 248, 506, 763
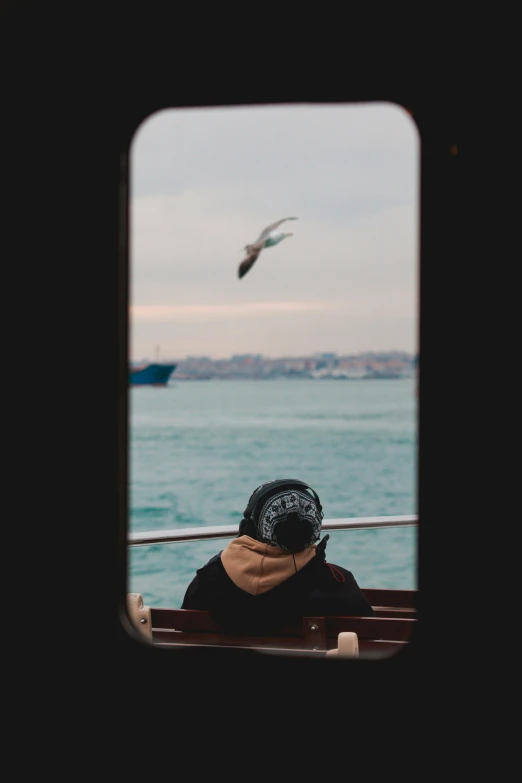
131, 349, 418, 361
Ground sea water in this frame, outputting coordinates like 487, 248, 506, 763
128, 378, 418, 607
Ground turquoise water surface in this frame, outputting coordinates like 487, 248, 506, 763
128, 378, 418, 607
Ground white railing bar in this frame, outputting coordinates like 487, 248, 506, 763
128, 515, 417, 547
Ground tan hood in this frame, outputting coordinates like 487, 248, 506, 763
220, 535, 317, 596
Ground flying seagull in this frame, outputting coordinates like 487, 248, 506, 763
238, 217, 298, 279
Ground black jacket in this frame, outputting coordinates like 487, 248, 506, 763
181, 534, 374, 633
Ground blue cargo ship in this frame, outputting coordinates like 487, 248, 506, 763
129, 362, 177, 386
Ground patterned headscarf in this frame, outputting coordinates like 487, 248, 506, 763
255, 488, 322, 549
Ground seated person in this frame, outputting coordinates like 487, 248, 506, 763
181, 478, 374, 632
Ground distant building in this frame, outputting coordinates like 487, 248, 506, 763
231, 354, 263, 362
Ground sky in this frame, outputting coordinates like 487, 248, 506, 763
130, 102, 419, 361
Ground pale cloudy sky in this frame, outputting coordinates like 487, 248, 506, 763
130, 102, 419, 361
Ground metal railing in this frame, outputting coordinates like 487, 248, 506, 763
128, 514, 417, 547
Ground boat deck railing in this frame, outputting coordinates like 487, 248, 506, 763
128, 514, 417, 547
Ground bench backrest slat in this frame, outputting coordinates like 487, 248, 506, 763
153, 632, 407, 656
361, 588, 416, 609
150, 609, 416, 652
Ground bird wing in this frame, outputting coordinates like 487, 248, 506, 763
238, 249, 261, 279
256, 217, 298, 242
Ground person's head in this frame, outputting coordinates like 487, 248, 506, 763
238, 478, 323, 553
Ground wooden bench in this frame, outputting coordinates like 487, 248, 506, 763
127, 588, 417, 658
361, 588, 416, 618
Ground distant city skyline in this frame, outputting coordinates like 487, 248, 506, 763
135, 348, 417, 363
130, 102, 419, 360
